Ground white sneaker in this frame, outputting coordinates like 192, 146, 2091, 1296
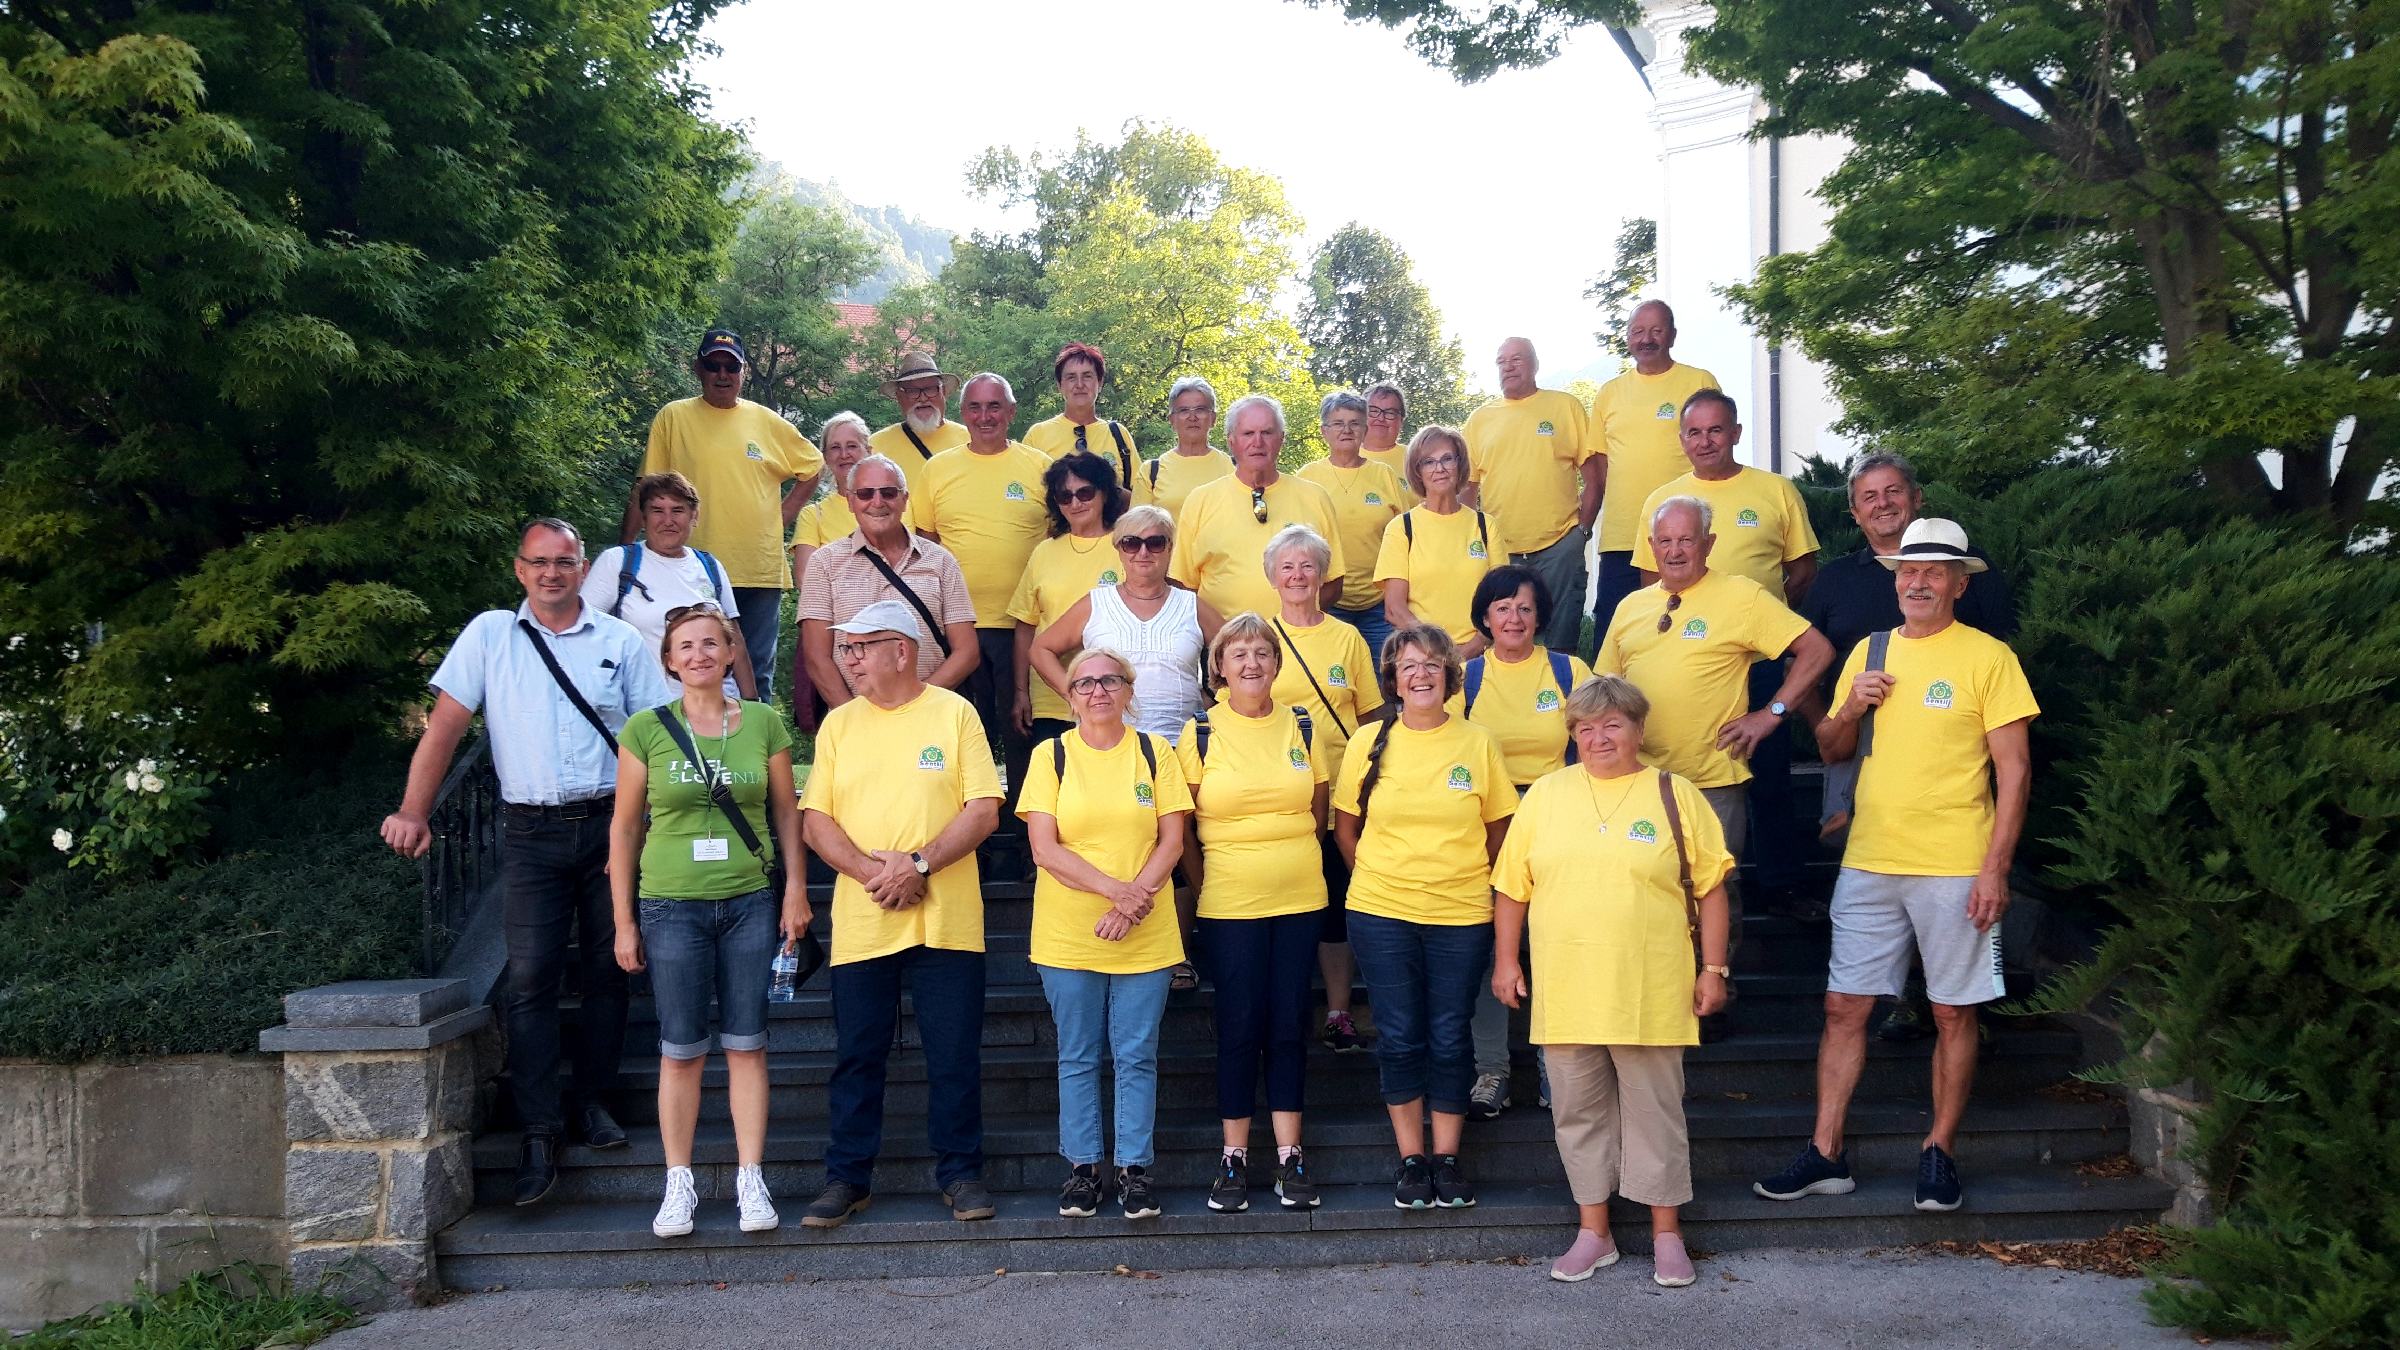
737, 1165, 779, 1233
652, 1167, 698, 1238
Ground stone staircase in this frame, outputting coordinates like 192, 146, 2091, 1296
434, 848, 2166, 1288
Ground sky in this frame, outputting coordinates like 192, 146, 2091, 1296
691, 0, 1665, 387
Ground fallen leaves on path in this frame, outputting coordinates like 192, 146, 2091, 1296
2075, 1153, 2142, 1179
1921, 1226, 2172, 1279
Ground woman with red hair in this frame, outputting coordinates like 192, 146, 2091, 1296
1025, 342, 1144, 489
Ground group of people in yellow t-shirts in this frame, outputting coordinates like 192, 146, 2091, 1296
400, 324, 2037, 1291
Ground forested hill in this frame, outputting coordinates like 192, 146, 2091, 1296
782, 175, 956, 303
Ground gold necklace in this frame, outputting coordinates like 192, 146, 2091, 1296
1582, 770, 1643, 836
1066, 532, 1106, 556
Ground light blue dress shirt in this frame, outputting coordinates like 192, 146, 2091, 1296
431, 602, 676, 805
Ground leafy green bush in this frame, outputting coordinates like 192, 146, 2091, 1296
2008, 508, 2400, 1346
0, 745, 418, 1060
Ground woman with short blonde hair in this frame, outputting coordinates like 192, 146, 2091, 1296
1377, 426, 1492, 657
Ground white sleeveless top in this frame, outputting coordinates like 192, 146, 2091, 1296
1084, 585, 1206, 743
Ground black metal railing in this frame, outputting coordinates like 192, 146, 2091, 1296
419, 732, 502, 976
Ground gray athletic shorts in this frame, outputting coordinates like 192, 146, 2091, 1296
1825, 868, 2005, 1007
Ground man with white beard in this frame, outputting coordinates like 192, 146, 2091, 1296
869, 352, 968, 501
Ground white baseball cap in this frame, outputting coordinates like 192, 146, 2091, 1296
829, 599, 924, 641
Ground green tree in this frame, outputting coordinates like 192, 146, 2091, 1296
1300, 224, 1476, 426
1582, 216, 1656, 362
711, 179, 879, 424
1311, 0, 2400, 531
0, 2, 743, 871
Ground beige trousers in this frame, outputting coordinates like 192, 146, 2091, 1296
1545, 1043, 1692, 1208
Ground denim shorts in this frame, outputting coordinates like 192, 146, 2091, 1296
638, 888, 778, 1060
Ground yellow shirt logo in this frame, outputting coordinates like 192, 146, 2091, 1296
916, 746, 946, 771
1680, 617, 1709, 640
1445, 765, 1473, 791
1924, 680, 1956, 710
1654, 402, 1676, 419
1627, 819, 1659, 844
1736, 508, 1762, 528
1536, 421, 1556, 435
1327, 664, 1349, 687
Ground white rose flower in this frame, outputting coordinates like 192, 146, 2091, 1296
52, 828, 73, 852
64, 715, 82, 732
141, 773, 165, 794
124, 769, 142, 791
136, 758, 158, 775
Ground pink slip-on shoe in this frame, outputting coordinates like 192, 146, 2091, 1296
1652, 1232, 1697, 1287
1549, 1228, 1620, 1282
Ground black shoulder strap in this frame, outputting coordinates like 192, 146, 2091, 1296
649, 703, 768, 864
1858, 628, 1893, 757
1148, 457, 1162, 492
1137, 730, 1158, 779
856, 544, 954, 657
899, 423, 935, 461
1107, 421, 1133, 486
1476, 510, 1489, 550
1272, 617, 1352, 737
1292, 706, 1312, 751
1051, 735, 1066, 780
1194, 708, 1212, 763
1053, 732, 1159, 801
1402, 512, 1413, 546
519, 619, 617, 754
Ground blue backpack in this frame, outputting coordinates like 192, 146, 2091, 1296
1463, 650, 1580, 766
610, 542, 728, 618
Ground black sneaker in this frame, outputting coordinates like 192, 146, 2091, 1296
1753, 1142, 1856, 1201
1877, 999, 1933, 1043
1431, 1153, 1476, 1208
1059, 1165, 1102, 1218
1207, 1153, 1250, 1213
943, 1177, 996, 1221
1393, 1153, 1435, 1210
1118, 1166, 1161, 1219
1467, 1073, 1509, 1121
1915, 1144, 1964, 1212
1320, 1011, 1366, 1053
800, 1179, 871, 1229
1274, 1151, 1321, 1209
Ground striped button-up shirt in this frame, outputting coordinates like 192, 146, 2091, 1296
796, 531, 977, 692
430, 602, 674, 805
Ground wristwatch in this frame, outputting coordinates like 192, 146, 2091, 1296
1702, 964, 1732, 978
909, 851, 930, 877
1766, 700, 1789, 719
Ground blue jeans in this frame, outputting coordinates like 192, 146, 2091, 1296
1591, 549, 1646, 649
637, 889, 777, 1060
1037, 965, 1172, 1168
1197, 912, 1320, 1119
1329, 603, 1394, 667
499, 807, 626, 1138
731, 585, 782, 702
1346, 911, 1493, 1114
1746, 656, 1800, 892
824, 946, 986, 1189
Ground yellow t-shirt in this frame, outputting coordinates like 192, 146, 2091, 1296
1462, 390, 1593, 557
1174, 706, 1328, 920
1360, 446, 1416, 504
1594, 571, 1811, 788
1491, 766, 1736, 1046
1839, 621, 2040, 877
1633, 467, 1820, 602
1168, 474, 1347, 622
1295, 458, 1410, 610
914, 442, 1054, 627
1254, 614, 1384, 773
1468, 648, 1595, 787
1024, 416, 1142, 487
1591, 364, 1720, 553
1373, 506, 1495, 644
802, 687, 1005, 965
867, 420, 969, 499
641, 398, 825, 589
1331, 716, 1517, 925
792, 491, 915, 548
1005, 535, 1125, 722
1135, 447, 1235, 520
1017, 728, 1194, 975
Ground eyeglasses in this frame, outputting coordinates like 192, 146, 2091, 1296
1116, 534, 1170, 554
1251, 486, 1269, 524
835, 637, 905, 659
1055, 484, 1099, 505
1069, 673, 1131, 695
851, 486, 903, 501
1366, 406, 1404, 422
517, 555, 584, 572
698, 360, 740, 374
1170, 403, 1213, 418
1395, 659, 1445, 677
1420, 453, 1462, 470
1655, 592, 1684, 634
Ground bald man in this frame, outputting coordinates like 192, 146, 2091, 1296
1461, 338, 1600, 652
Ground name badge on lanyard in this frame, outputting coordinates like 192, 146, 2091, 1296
692, 838, 730, 862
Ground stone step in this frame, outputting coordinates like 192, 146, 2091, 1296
435, 1166, 2172, 1289
471, 1095, 2127, 1206
538, 1026, 2085, 1136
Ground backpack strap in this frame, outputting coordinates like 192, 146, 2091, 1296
1194, 708, 1212, 764
1858, 628, 1893, 757
694, 548, 727, 607
610, 542, 646, 618
1463, 656, 1486, 716
1107, 421, 1134, 487
1052, 731, 1160, 802
1549, 650, 1580, 765
1475, 510, 1489, 551
1402, 512, 1414, 546
1657, 769, 1701, 970
1292, 706, 1313, 751
1148, 456, 1162, 493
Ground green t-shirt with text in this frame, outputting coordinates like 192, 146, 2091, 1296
623, 700, 793, 901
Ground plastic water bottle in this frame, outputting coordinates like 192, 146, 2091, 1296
768, 946, 799, 1003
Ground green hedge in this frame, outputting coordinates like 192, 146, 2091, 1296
0, 746, 419, 1060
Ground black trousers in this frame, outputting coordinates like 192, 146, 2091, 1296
962, 626, 1033, 828
499, 807, 628, 1138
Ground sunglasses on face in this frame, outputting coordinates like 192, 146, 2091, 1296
1055, 484, 1099, 505
851, 486, 903, 501
1116, 534, 1170, 554
1655, 591, 1684, 634
698, 360, 740, 374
